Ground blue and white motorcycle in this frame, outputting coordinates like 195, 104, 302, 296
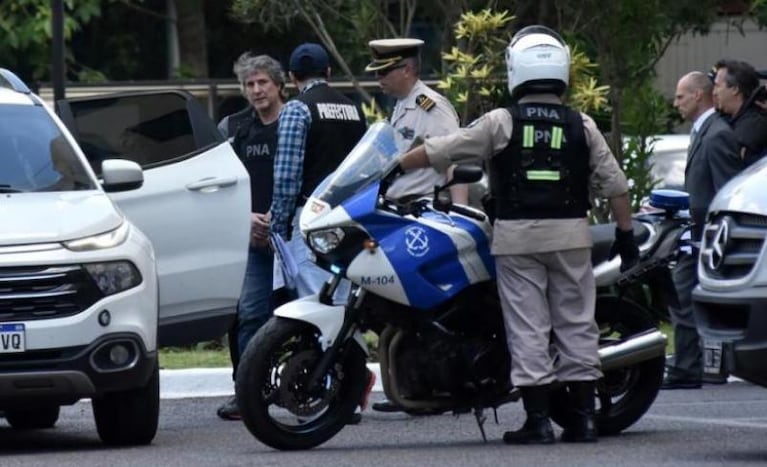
236, 122, 669, 451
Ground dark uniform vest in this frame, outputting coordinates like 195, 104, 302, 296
490, 103, 591, 220
228, 107, 277, 214
294, 83, 366, 201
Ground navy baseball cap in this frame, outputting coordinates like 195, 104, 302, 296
289, 43, 330, 74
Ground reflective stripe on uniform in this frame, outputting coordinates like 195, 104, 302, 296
551, 126, 563, 149
526, 170, 561, 181
523, 125, 535, 148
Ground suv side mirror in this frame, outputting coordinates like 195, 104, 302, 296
102, 159, 144, 192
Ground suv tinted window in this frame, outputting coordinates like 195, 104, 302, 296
65, 93, 198, 173
0, 104, 94, 193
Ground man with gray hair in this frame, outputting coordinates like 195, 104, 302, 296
664, 70, 742, 389
217, 52, 286, 420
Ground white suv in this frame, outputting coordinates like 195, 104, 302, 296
693, 156, 767, 387
0, 69, 249, 445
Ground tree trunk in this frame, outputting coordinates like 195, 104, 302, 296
176, 0, 208, 78
166, 0, 180, 78
610, 85, 623, 164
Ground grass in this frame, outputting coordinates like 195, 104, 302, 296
660, 320, 674, 355
158, 326, 674, 370
159, 347, 231, 370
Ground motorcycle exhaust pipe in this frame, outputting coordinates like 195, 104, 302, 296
599, 329, 667, 372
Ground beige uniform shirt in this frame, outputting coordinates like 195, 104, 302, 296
388, 80, 460, 200
423, 95, 628, 255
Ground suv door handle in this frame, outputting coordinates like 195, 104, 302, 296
185, 177, 238, 192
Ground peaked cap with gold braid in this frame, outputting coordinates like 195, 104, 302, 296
365, 38, 424, 73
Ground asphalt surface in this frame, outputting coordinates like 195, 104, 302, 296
1, 372, 767, 467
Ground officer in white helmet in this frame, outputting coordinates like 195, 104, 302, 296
366, 38, 467, 206
397, 25, 639, 444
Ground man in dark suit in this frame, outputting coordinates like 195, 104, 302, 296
663, 71, 743, 389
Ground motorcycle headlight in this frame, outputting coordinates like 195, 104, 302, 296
64, 222, 129, 252
85, 261, 142, 296
308, 228, 346, 254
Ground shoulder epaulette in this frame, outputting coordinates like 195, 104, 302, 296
415, 94, 436, 112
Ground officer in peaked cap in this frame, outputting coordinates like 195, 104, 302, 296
366, 38, 467, 414
365, 38, 467, 206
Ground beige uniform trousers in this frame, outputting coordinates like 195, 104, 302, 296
496, 249, 602, 387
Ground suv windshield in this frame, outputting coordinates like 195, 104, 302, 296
311, 122, 408, 208
0, 104, 94, 193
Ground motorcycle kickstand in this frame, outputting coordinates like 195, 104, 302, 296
473, 407, 488, 443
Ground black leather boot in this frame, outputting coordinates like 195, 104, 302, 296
561, 381, 598, 443
503, 386, 555, 445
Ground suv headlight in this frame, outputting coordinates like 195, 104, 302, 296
85, 261, 142, 295
308, 228, 346, 254
64, 222, 129, 251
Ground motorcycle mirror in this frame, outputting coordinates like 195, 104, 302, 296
437, 165, 484, 193
433, 165, 484, 211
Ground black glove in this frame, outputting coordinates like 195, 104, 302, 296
609, 227, 640, 272
380, 162, 405, 197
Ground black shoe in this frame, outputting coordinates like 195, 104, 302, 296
504, 386, 555, 445
560, 381, 598, 443
660, 378, 701, 390
372, 400, 404, 413
347, 411, 362, 425
216, 396, 240, 420
702, 374, 728, 385
503, 415, 555, 445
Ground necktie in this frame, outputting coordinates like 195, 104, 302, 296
689, 127, 698, 151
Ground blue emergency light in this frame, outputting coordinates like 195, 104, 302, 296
649, 189, 690, 212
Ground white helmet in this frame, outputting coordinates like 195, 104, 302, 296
506, 25, 570, 99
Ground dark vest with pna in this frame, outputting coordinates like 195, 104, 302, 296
295, 83, 367, 201
228, 107, 277, 214
490, 103, 591, 220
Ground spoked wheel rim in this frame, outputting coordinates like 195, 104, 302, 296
258, 329, 345, 432
236, 317, 368, 450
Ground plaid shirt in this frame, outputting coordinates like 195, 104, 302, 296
270, 80, 326, 237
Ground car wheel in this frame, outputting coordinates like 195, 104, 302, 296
92, 362, 160, 446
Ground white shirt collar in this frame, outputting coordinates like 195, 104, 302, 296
692, 107, 716, 134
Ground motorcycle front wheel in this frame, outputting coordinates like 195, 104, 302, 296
550, 295, 665, 436
235, 317, 368, 450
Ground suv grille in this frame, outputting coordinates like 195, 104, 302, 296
0, 266, 103, 321
701, 212, 767, 280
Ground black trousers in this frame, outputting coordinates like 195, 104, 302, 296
228, 287, 297, 381
667, 252, 702, 380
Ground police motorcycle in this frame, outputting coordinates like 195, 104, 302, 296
235, 122, 670, 451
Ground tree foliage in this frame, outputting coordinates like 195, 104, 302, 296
438, 9, 610, 124
230, 0, 482, 103
0, 0, 102, 81
552, 0, 726, 159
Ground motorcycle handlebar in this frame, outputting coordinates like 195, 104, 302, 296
450, 204, 487, 222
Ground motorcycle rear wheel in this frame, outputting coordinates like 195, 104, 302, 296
550, 295, 665, 436
236, 317, 368, 450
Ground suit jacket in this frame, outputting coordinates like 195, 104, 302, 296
684, 112, 742, 239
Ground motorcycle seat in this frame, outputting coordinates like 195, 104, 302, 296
590, 220, 650, 266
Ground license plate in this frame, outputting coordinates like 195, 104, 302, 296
703, 339, 723, 374
0, 323, 26, 353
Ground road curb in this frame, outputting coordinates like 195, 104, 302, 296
160, 363, 383, 399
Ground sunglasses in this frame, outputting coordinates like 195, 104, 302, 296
376, 63, 407, 78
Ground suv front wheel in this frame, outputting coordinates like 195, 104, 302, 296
92, 362, 160, 446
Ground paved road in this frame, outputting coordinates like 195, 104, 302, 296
2, 378, 767, 467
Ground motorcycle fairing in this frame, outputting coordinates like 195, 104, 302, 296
273, 295, 368, 352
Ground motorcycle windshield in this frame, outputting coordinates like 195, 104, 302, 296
310, 122, 408, 209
